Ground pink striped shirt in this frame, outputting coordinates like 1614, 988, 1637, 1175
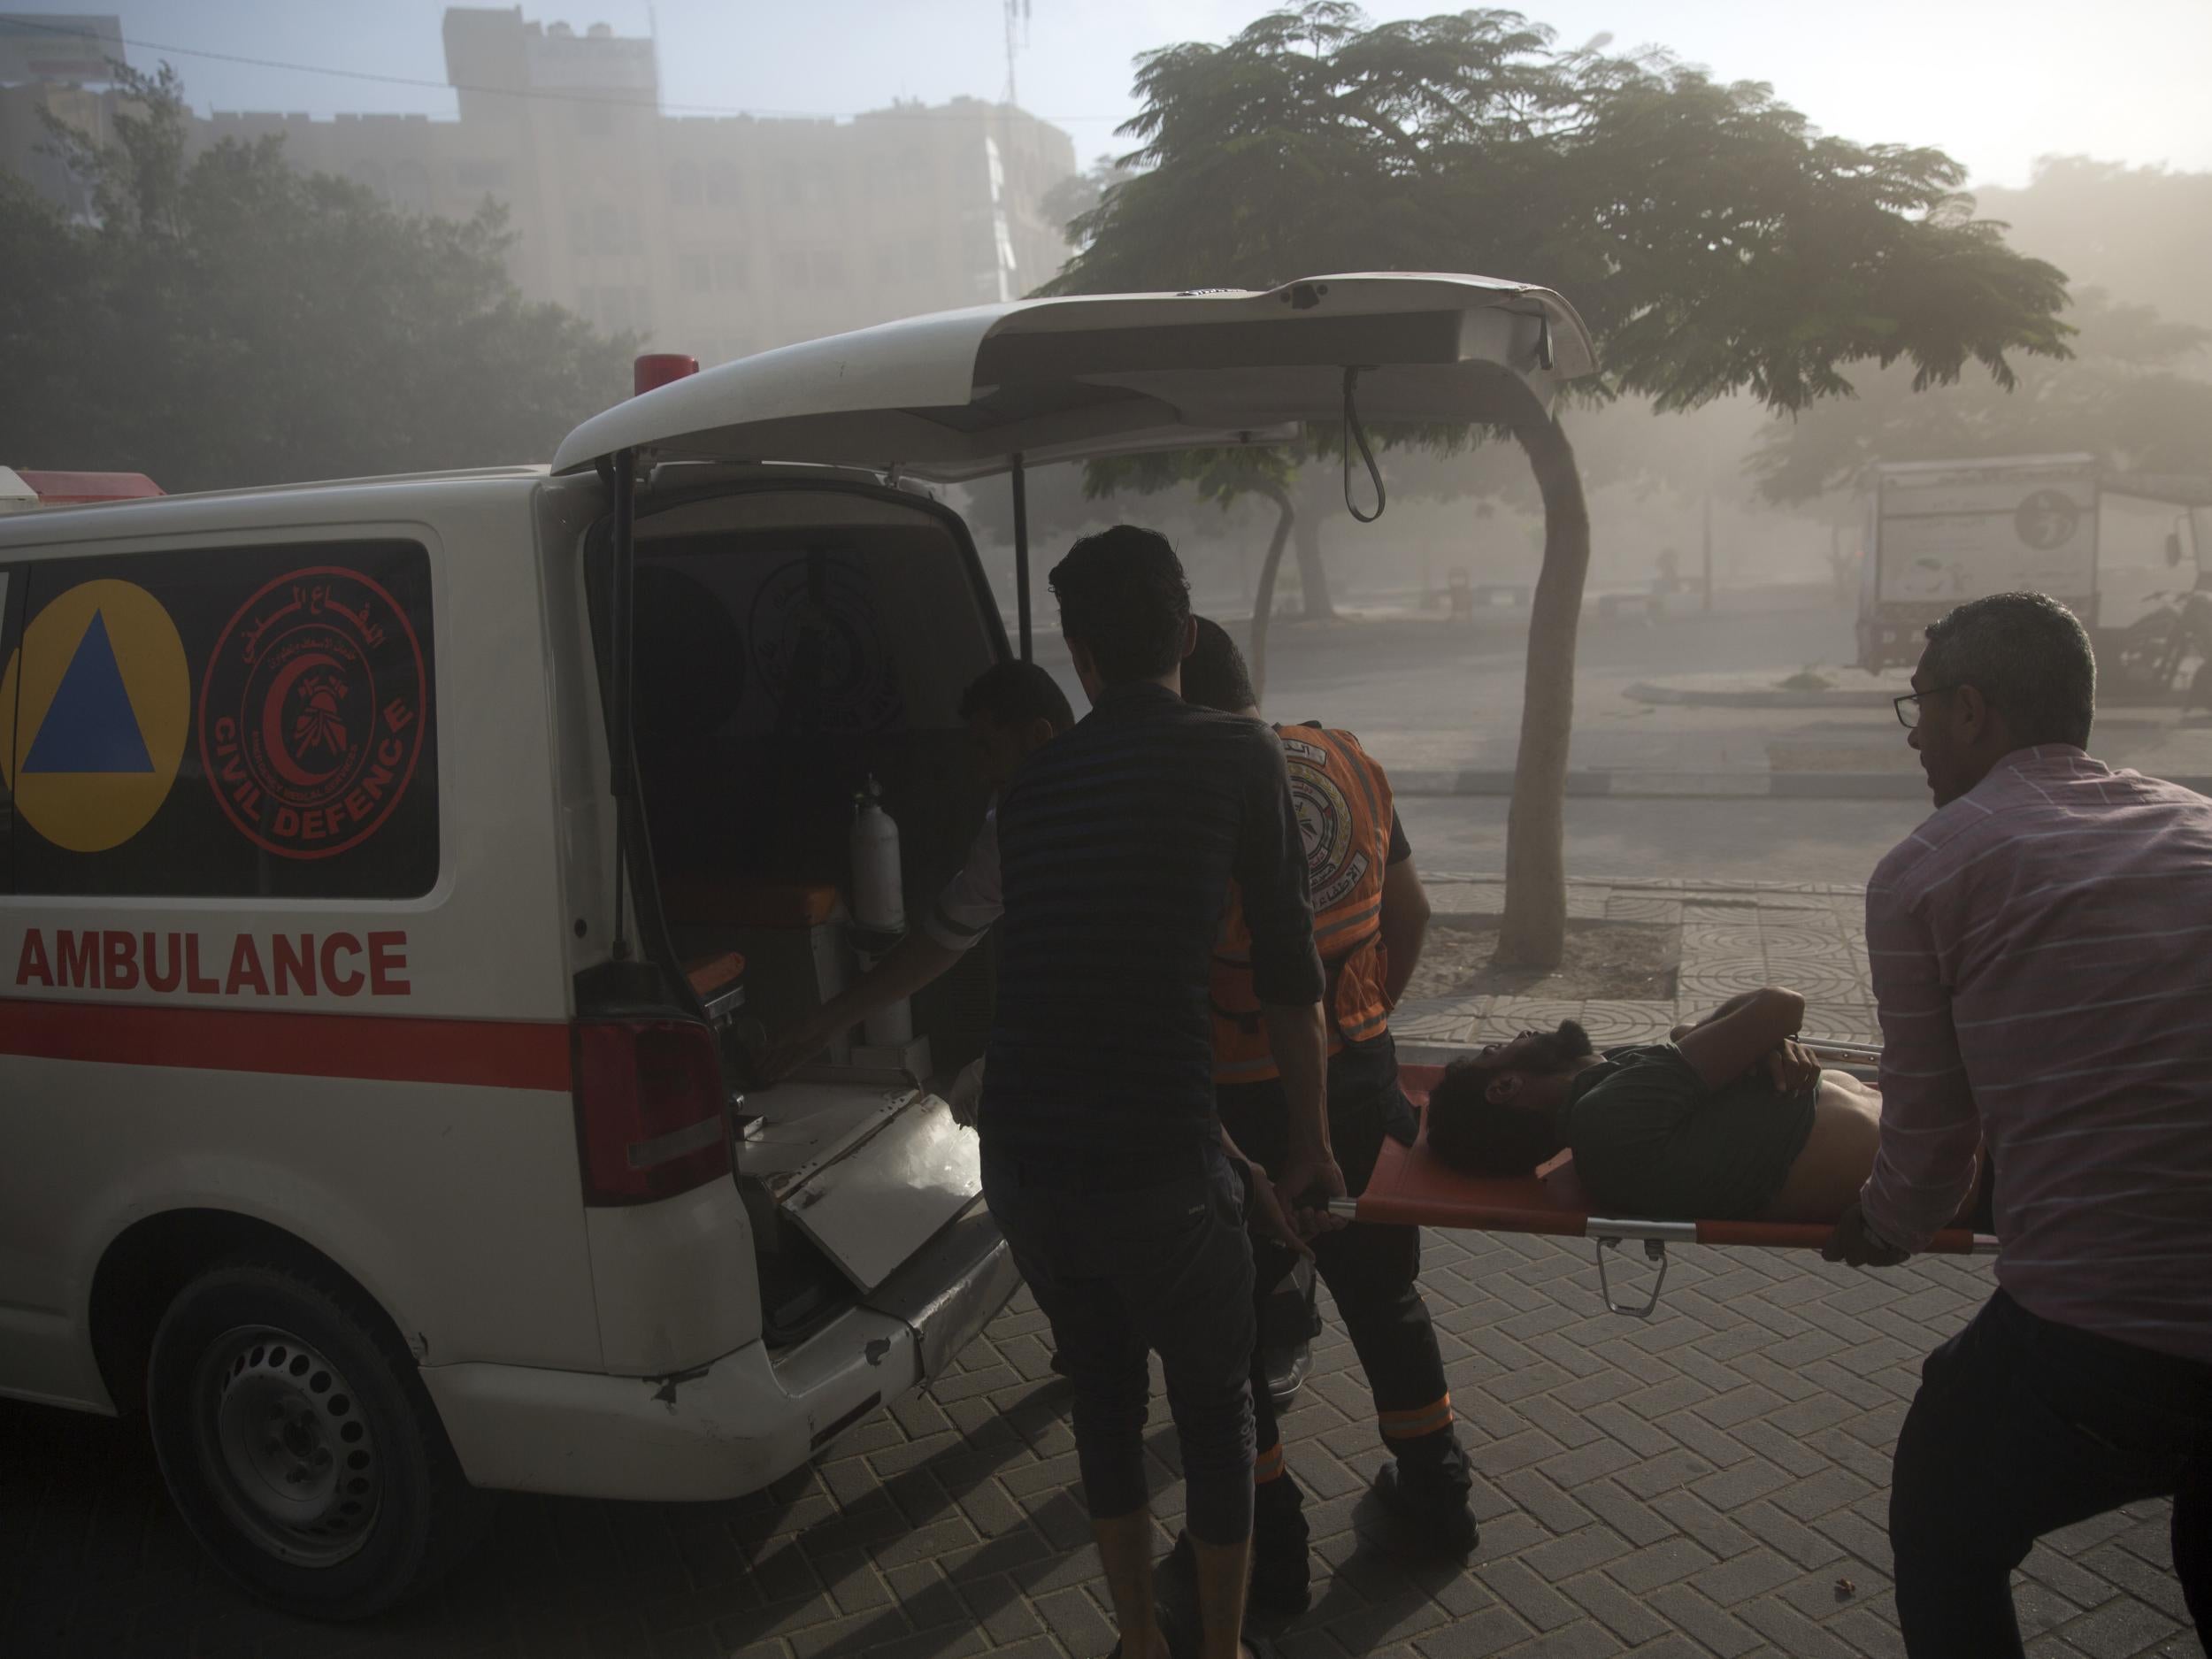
1861, 745, 2212, 1364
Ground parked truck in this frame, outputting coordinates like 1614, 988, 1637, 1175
1855, 454, 2101, 672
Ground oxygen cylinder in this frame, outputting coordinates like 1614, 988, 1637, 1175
850, 775, 905, 932
849, 775, 911, 1046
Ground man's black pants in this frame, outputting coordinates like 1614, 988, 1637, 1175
981, 1140, 1258, 1545
1223, 1082, 1471, 1529
1891, 1288, 2211, 1656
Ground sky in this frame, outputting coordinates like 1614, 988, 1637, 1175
9, 0, 2211, 189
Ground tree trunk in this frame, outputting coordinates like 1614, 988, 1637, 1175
1494, 409, 1594, 972
1248, 483, 1295, 704
1292, 495, 1336, 618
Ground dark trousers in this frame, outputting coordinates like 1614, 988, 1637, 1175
981, 1141, 1258, 1545
1891, 1289, 2212, 1656
1224, 1083, 1471, 1532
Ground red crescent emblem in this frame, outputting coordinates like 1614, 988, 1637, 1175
199, 566, 426, 861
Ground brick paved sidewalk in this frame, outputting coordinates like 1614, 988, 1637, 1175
1, 883, 2200, 1659
1391, 876, 1883, 1052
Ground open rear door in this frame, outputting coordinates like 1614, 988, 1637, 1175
553, 273, 1594, 482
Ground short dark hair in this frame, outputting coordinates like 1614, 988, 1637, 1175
1183, 616, 1258, 714
1425, 1056, 1567, 1177
1048, 525, 1190, 685
957, 659, 1075, 734
1923, 592, 2096, 749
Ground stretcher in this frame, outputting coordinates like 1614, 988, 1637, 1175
1329, 1047, 1998, 1317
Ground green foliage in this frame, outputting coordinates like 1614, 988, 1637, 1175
1044, 3, 2071, 425
1749, 289, 2212, 503
0, 64, 631, 492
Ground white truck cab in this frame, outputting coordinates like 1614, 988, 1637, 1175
0, 273, 1591, 1617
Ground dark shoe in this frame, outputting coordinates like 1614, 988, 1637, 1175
1259, 1263, 1320, 1409
1261, 1337, 1310, 1412
1372, 1462, 1479, 1557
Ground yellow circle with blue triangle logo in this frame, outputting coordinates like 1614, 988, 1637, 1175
0, 579, 190, 854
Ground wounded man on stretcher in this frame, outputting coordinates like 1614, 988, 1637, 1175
1425, 987, 1994, 1231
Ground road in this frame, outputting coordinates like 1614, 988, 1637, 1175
1396, 792, 1926, 887
1028, 586, 1906, 778
1025, 585, 2211, 787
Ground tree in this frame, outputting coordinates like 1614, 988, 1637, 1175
1974, 157, 2212, 334
1041, 3, 2070, 966
1039, 155, 1138, 257
1081, 448, 1305, 696
0, 64, 630, 493
1750, 289, 2212, 503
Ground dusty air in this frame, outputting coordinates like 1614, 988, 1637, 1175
2, 4, 2208, 1655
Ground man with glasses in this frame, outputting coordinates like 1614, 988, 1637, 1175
1824, 591, 2212, 1655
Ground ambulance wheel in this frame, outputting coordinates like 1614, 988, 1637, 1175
145, 1252, 493, 1620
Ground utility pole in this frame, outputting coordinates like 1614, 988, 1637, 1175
1701, 490, 1714, 615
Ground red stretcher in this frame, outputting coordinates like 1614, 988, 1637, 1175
1331, 1048, 1998, 1317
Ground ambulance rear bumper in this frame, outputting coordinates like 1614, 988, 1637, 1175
421, 1202, 1020, 1502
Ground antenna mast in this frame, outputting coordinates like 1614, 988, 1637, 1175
1002, 0, 1032, 108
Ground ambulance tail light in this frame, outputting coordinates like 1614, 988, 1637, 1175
573, 1018, 729, 1204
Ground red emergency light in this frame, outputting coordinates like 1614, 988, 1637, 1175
633, 353, 699, 397
16, 470, 164, 503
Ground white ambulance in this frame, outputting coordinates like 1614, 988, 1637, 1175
0, 273, 1591, 1617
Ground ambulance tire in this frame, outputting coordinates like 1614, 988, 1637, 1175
146, 1252, 495, 1620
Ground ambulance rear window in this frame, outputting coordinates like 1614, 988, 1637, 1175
1, 540, 437, 899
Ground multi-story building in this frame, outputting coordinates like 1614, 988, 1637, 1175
1, 7, 1079, 363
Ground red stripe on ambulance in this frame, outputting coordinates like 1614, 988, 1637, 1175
0, 996, 571, 1090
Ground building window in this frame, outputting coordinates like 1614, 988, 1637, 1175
668, 160, 701, 204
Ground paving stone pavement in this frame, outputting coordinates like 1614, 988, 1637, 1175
1, 885, 2200, 1659
1392, 877, 1883, 1054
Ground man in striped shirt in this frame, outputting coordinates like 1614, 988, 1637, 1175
980, 526, 1340, 1659
1824, 592, 2211, 1654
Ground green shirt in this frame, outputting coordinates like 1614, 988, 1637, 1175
1561, 1042, 1817, 1221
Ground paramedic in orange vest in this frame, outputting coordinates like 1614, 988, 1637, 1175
1184, 617, 1477, 1612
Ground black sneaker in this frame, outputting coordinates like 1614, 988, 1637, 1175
1261, 1337, 1310, 1412
1371, 1462, 1479, 1558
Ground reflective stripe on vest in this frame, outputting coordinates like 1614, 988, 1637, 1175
1211, 723, 1396, 1084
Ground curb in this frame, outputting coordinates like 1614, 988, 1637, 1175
1394, 770, 2212, 801
1625, 680, 1902, 710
